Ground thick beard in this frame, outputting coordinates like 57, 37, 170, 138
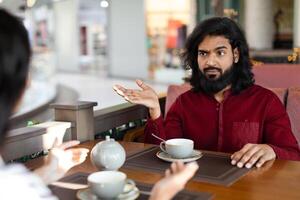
198, 65, 235, 94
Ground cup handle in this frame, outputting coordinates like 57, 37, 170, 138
160, 141, 167, 153
126, 179, 136, 187
123, 179, 136, 194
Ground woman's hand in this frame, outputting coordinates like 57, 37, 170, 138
150, 161, 199, 200
34, 139, 89, 184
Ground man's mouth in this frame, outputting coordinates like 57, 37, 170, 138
207, 74, 218, 79
204, 67, 222, 79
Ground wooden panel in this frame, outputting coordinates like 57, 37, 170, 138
94, 96, 166, 134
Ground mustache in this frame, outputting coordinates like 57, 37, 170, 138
203, 67, 222, 73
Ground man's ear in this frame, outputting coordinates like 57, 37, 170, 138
233, 48, 240, 63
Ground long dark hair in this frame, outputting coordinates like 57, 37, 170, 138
0, 9, 31, 145
182, 17, 254, 94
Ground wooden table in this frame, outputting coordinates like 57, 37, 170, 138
25, 140, 300, 200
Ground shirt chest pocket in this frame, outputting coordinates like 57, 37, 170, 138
232, 122, 260, 146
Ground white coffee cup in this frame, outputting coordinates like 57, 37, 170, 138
87, 171, 135, 199
160, 138, 194, 158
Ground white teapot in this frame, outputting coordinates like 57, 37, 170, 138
91, 135, 126, 170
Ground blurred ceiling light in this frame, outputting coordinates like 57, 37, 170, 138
27, 0, 37, 8
100, 0, 109, 8
0, 0, 3, 3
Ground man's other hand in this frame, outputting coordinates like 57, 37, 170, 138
231, 143, 276, 168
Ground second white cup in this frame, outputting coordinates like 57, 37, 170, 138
160, 138, 194, 158
87, 171, 135, 199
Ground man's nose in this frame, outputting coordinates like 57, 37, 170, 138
206, 54, 217, 66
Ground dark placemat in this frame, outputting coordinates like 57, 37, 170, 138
124, 146, 250, 186
49, 172, 213, 200
49, 172, 88, 200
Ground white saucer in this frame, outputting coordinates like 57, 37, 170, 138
77, 183, 140, 200
156, 150, 203, 162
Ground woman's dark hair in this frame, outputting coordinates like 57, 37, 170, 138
182, 17, 254, 94
0, 9, 31, 145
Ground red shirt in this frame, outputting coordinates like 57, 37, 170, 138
145, 85, 300, 160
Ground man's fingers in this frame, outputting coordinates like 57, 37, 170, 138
136, 79, 149, 90
231, 143, 254, 165
125, 95, 143, 104
114, 85, 141, 101
113, 85, 138, 98
255, 146, 276, 168
113, 85, 126, 96
235, 145, 260, 168
231, 144, 276, 168
244, 149, 264, 168
124, 89, 141, 97
124, 96, 136, 104
256, 155, 269, 168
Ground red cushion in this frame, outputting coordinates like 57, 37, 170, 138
286, 87, 300, 146
165, 83, 191, 114
269, 88, 287, 106
253, 64, 300, 88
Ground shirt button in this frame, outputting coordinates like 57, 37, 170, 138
216, 103, 220, 111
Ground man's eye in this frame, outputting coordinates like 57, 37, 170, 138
198, 52, 207, 56
217, 51, 225, 56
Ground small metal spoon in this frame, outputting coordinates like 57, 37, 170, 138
151, 133, 166, 142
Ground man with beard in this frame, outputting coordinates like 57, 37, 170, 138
113, 17, 300, 169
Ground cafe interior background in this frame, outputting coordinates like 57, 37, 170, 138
1, 0, 300, 140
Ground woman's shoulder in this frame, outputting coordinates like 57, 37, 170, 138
0, 163, 58, 200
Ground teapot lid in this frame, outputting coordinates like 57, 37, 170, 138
95, 135, 123, 153
105, 135, 115, 141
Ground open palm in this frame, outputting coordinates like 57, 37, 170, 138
113, 79, 160, 109
35, 140, 89, 184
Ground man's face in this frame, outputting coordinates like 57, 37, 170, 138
197, 35, 239, 80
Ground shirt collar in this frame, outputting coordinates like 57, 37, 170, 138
205, 87, 232, 102
223, 88, 232, 99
